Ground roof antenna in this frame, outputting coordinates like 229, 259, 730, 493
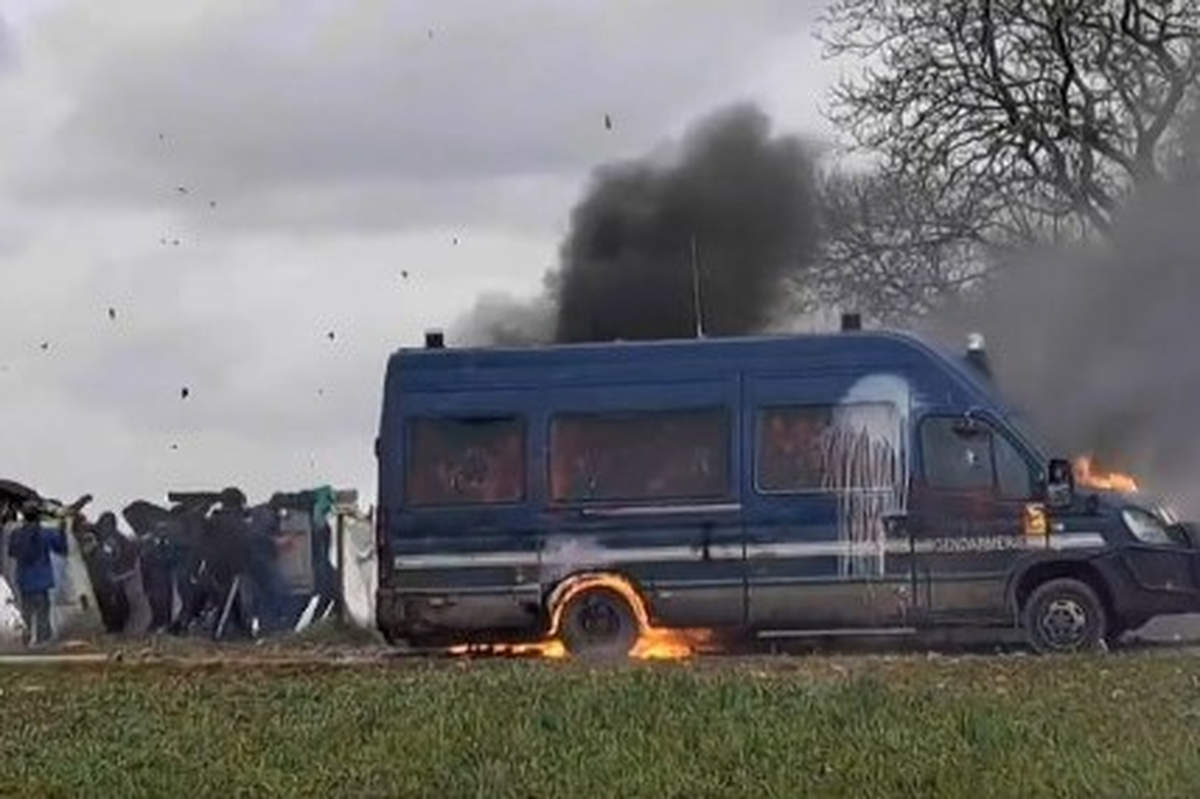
690, 234, 705, 338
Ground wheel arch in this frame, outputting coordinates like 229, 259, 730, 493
1009, 558, 1116, 629
542, 570, 651, 636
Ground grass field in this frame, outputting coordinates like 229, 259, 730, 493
3, 652, 1200, 798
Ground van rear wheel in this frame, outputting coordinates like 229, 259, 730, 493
1022, 578, 1107, 654
560, 587, 639, 661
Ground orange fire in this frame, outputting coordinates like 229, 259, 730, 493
449, 573, 711, 660
1074, 454, 1139, 493
448, 640, 567, 658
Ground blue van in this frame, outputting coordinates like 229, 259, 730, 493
375, 330, 1200, 656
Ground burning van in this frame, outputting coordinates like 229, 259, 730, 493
374, 329, 1200, 656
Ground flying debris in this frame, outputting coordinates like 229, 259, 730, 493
317, 388, 325, 397
175, 186, 188, 195
427, 28, 434, 39
401, 270, 409, 280
107, 308, 116, 321
169, 444, 179, 451
159, 238, 167, 245
326, 331, 336, 342
452, 236, 459, 245
39, 342, 49, 351
172, 239, 180, 246
209, 200, 217, 208
157, 133, 165, 141
180, 387, 190, 400
604, 113, 612, 130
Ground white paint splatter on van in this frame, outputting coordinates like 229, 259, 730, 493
827, 374, 911, 577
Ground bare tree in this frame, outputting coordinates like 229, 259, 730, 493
815, 0, 1200, 318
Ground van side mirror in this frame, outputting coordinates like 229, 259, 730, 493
1046, 458, 1074, 508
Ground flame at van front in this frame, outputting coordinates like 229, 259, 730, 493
1073, 455, 1139, 493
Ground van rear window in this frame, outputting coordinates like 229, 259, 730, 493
756, 403, 902, 492
550, 409, 729, 502
406, 417, 524, 506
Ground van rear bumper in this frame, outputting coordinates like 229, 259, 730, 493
376, 585, 543, 642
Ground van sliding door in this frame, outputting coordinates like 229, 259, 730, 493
544, 379, 744, 627
743, 373, 914, 630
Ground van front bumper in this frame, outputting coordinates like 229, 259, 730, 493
1094, 548, 1200, 624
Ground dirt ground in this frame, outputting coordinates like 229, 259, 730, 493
2, 613, 1199, 667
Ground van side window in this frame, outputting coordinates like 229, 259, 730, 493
993, 430, 1034, 499
550, 409, 729, 502
407, 417, 524, 506
921, 417, 1032, 498
756, 403, 902, 492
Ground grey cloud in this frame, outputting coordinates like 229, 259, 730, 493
0, 15, 14, 73
62, 311, 380, 448
20, 0, 817, 227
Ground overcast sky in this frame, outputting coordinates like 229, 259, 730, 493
0, 0, 842, 514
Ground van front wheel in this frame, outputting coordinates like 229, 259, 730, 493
1022, 578, 1107, 654
560, 587, 639, 661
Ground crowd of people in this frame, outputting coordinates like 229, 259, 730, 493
1, 484, 341, 647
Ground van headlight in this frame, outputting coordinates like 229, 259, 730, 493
1122, 507, 1173, 545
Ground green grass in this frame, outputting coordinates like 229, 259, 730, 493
2, 653, 1200, 797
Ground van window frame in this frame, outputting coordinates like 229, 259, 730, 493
753, 401, 903, 496
918, 413, 1037, 500
546, 405, 734, 506
403, 413, 528, 509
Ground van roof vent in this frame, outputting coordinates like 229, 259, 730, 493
840, 313, 862, 332
424, 329, 445, 349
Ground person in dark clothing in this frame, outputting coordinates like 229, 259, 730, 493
6, 506, 66, 646
246, 503, 284, 632
96, 512, 152, 635
139, 518, 180, 632
71, 512, 128, 633
169, 497, 220, 635
207, 488, 258, 639
122, 501, 177, 632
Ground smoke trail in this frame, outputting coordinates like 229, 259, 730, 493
453, 280, 557, 347
929, 169, 1200, 513
453, 104, 818, 345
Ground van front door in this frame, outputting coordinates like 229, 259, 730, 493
909, 414, 1040, 622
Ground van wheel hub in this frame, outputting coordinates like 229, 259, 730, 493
579, 597, 621, 639
1040, 598, 1088, 647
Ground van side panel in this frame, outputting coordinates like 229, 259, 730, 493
377, 333, 1010, 641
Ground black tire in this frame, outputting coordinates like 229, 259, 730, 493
1022, 577, 1107, 654
560, 587, 639, 661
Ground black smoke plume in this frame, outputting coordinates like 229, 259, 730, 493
929, 168, 1200, 513
454, 104, 818, 344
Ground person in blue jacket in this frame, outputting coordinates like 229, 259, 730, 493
7, 505, 66, 646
